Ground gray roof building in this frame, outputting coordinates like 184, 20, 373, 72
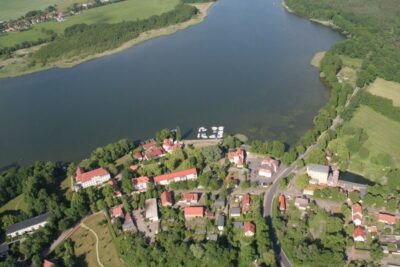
214, 198, 226, 210
230, 207, 241, 217
0, 243, 9, 258
6, 212, 51, 238
233, 221, 244, 228
216, 214, 225, 230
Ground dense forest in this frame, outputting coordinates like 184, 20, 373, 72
32, 3, 198, 65
285, 0, 400, 85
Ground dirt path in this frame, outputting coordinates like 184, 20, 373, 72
81, 223, 104, 267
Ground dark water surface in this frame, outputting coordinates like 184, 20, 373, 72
0, 0, 343, 167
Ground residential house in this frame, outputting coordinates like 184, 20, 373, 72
162, 138, 181, 153
142, 139, 157, 150
207, 233, 218, 241
353, 226, 366, 242
233, 221, 244, 229
161, 191, 174, 207
214, 198, 226, 210
6, 212, 51, 238
279, 194, 286, 212
228, 148, 246, 168
184, 206, 204, 219
230, 207, 241, 218
242, 193, 251, 213
132, 176, 150, 192
306, 164, 330, 185
154, 168, 198, 185
294, 197, 309, 211
43, 260, 54, 267
111, 205, 124, 219
181, 192, 200, 205
244, 222, 256, 237
75, 166, 111, 189
145, 198, 159, 222
122, 213, 136, 232
144, 147, 165, 160
259, 158, 279, 178
206, 211, 215, 219
352, 203, 363, 226
216, 214, 225, 231
134, 152, 143, 161
378, 213, 397, 225
130, 165, 139, 172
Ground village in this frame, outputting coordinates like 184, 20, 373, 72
1, 130, 399, 267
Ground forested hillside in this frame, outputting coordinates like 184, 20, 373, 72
285, 0, 400, 86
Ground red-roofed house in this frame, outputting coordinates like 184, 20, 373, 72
184, 206, 204, 219
75, 167, 111, 189
378, 213, 397, 225
181, 192, 199, 205
134, 152, 143, 161
161, 191, 173, 207
259, 158, 279, 178
162, 138, 181, 153
353, 226, 366, 242
132, 176, 150, 192
279, 194, 286, 211
352, 203, 363, 226
144, 147, 165, 160
43, 260, 54, 267
154, 168, 198, 185
122, 213, 136, 232
142, 139, 157, 150
244, 222, 256, 237
111, 205, 124, 219
242, 193, 251, 213
228, 148, 246, 168
130, 165, 139, 172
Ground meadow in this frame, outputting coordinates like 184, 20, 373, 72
0, 0, 179, 47
367, 78, 400, 107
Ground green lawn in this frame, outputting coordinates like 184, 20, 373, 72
367, 78, 400, 107
0, 194, 27, 213
340, 105, 400, 181
0, 0, 91, 21
0, 0, 179, 47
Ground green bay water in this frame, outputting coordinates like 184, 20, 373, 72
0, 0, 343, 168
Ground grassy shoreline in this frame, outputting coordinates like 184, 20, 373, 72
0, 2, 214, 79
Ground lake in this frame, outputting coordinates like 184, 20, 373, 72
0, 0, 343, 168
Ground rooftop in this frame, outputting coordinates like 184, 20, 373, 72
6, 212, 51, 235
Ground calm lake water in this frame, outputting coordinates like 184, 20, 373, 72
0, 0, 343, 168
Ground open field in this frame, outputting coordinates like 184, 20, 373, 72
0, 0, 179, 47
341, 105, 400, 181
310, 51, 326, 68
0, 194, 27, 213
339, 55, 363, 69
366, 78, 400, 106
70, 226, 99, 267
69, 213, 124, 267
0, 0, 91, 21
84, 213, 124, 267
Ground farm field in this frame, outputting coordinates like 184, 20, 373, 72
0, 0, 91, 21
340, 105, 400, 181
0, 0, 179, 47
367, 78, 400, 106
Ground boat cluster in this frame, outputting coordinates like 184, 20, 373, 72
197, 126, 224, 139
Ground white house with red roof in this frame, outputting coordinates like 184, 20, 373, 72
144, 147, 165, 160
259, 158, 279, 178
162, 138, 181, 153
352, 203, 363, 226
181, 192, 200, 205
242, 193, 251, 213
75, 167, 111, 189
184, 206, 204, 219
161, 191, 174, 206
378, 213, 397, 225
244, 222, 255, 237
154, 168, 198, 185
132, 176, 150, 192
353, 226, 366, 242
111, 205, 124, 219
228, 148, 246, 168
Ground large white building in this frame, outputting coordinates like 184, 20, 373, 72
6, 212, 51, 238
145, 198, 159, 222
153, 168, 197, 186
75, 167, 111, 189
306, 164, 330, 185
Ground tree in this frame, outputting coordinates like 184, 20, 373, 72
271, 141, 285, 158
295, 175, 310, 189
201, 146, 222, 163
175, 126, 182, 141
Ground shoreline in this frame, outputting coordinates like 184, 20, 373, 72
0, 2, 215, 79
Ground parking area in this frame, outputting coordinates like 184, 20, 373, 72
244, 154, 284, 185
133, 209, 159, 242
